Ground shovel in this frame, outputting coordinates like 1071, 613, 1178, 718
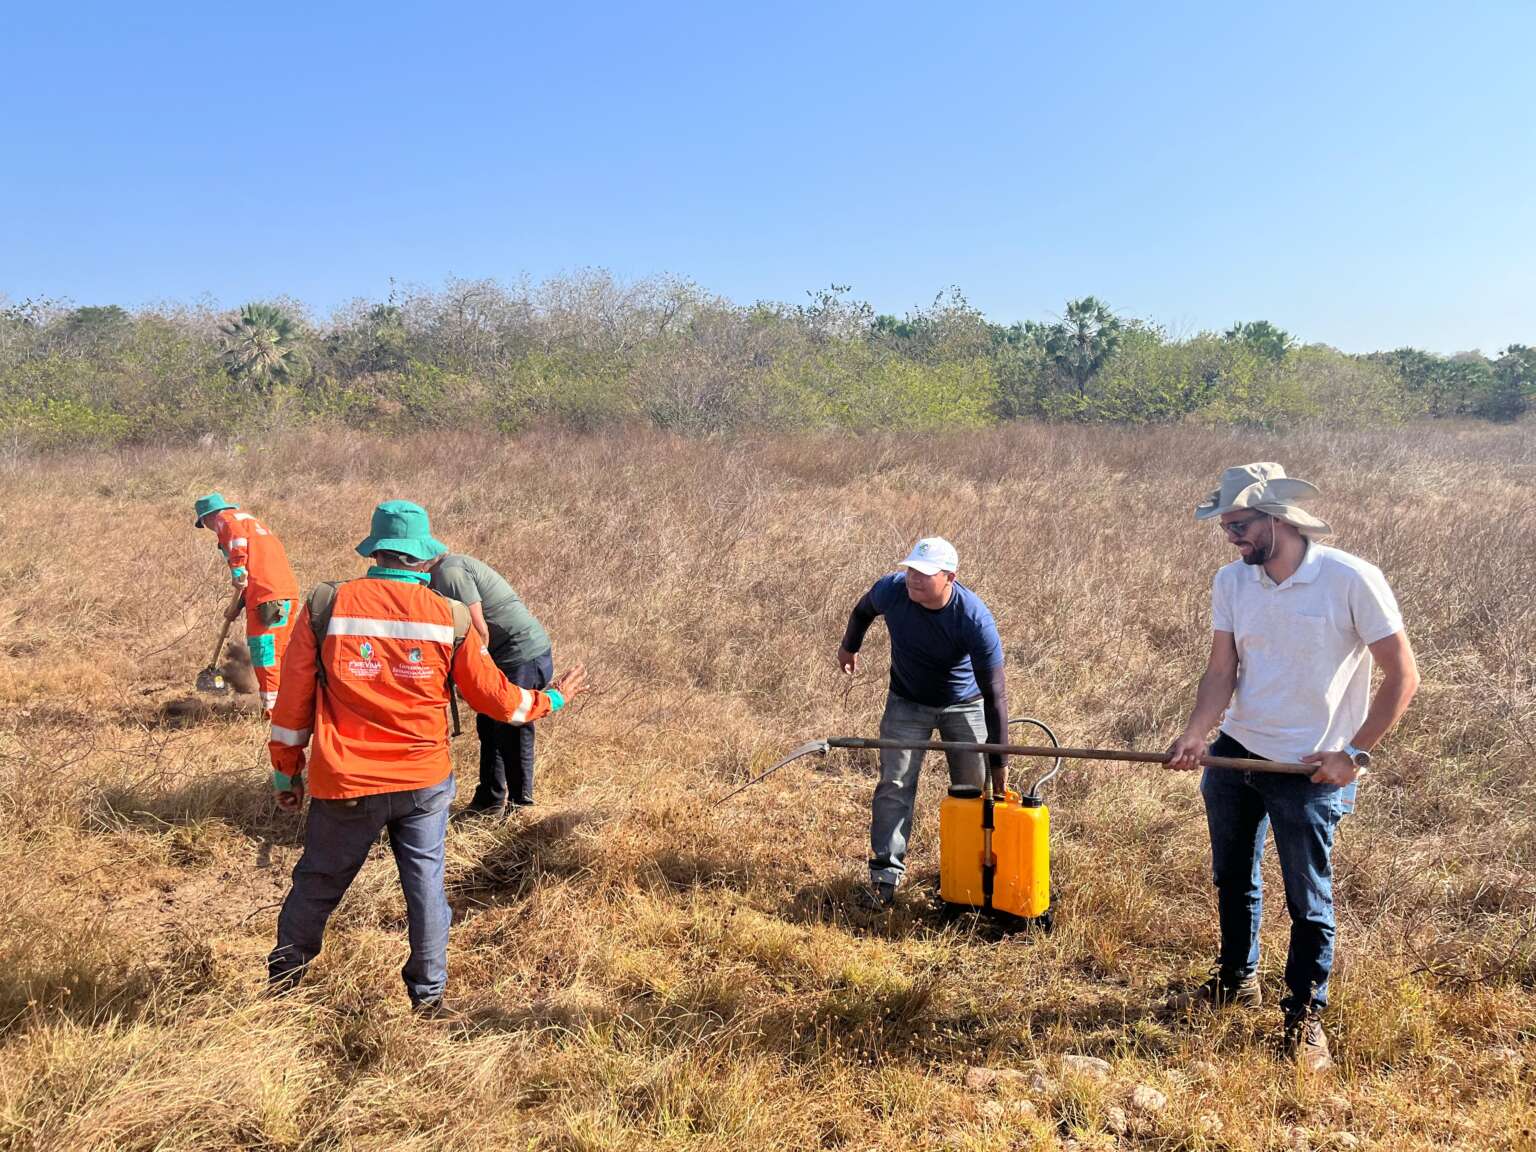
195, 591, 242, 694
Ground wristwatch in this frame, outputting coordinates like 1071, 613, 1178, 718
1344, 743, 1372, 772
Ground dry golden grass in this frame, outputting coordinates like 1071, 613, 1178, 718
0, 421, 1532, 1151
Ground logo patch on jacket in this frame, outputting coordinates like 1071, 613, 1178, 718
393, 648, 436, 681
342, 639, 382, 680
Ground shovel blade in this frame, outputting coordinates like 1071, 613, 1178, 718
195, 666, 229, 694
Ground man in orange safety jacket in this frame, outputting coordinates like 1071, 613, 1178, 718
266, 499, 586, 1011
193, 492, 300, 714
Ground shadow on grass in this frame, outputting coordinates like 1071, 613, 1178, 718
646, 845, 757, 892
438, 995, 618, 1039
0, 927, 221, 1039
428, 955, 1168, 1072
783, 871, 1051, 944
93, 775, 304, 851
447, 809, 593, 914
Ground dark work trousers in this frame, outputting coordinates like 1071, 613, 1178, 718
1201, 731, 1346, 1015
471, 648, 554, 808
269, 774, 455, 1005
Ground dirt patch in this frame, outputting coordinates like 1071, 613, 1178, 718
155, 694, 262, 728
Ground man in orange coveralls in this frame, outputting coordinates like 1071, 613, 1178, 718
265, 499, 587, 1012
193, 493, 300, 714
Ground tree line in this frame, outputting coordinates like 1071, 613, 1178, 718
2, 273, 1531, 452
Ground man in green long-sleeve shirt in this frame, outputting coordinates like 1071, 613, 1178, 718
429, 553, 554, 815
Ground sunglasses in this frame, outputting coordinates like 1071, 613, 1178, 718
1220, 514, 1270, 539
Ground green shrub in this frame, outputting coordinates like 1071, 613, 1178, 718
491, 351, 639, 432
0, 394, 130, 452
0, 279, 1526, 450
762, 349, 996, 430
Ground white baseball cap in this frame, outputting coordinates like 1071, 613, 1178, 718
898, 536, 958, 575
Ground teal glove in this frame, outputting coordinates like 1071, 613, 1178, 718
273, 766, 306, 812
546, 689, 566, 712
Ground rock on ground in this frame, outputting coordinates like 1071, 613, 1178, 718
964, 1066, 1028, 1092
1060, 1054, 1112, 1081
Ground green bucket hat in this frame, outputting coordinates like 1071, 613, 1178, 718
193, 492, 239, 526
356, 499, 447, 561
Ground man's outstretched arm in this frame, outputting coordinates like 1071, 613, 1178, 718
837, 587, 881, 674
454, 638, 586, 723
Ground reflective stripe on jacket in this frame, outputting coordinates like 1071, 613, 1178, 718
268, 574, 558, 799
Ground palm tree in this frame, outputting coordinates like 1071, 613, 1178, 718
1224, 320, 1295, 362
1045, 297, 1121, 395
220, 303, 309, 391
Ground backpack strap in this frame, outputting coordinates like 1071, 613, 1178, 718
434, 591, 474, 737
306, 581, 342, 686
444, 597, 473, 645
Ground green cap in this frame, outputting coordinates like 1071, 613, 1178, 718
193, 492, 239, 526
356, 499, 447, 561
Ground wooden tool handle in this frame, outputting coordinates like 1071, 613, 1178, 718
210, 615, 235, 668
825, 737, 1315, 775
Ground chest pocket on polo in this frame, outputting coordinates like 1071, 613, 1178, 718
1286, 612, 1331, 658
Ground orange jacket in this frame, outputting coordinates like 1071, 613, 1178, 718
268, 572, 561, 799
207, 508, 299, 606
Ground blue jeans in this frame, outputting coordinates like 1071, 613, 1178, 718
869, 693, 986, 886
269, 774, 456, 1004
1200, 733, 1346, 1014
472, 648, 553, 808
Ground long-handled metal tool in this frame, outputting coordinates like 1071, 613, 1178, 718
194, 618, 233, 694
720, 731, 1314, 802
194, 591, 243, 694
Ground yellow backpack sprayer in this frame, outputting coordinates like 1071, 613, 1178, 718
936, 717, 1058, 928
726, 718, 1317, 928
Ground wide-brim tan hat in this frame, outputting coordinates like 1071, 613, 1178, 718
1194, 462, 1332, 537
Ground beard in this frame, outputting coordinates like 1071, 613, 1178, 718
1239, 537, 1272, 566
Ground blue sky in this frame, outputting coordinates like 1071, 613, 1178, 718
2, 1, 1531, 354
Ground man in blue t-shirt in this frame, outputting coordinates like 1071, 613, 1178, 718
837, 536, 1009, 908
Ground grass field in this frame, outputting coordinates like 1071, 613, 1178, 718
1, 421, 1532, 1151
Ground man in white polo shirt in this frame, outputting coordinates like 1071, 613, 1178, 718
1166, 463, 1419, 1072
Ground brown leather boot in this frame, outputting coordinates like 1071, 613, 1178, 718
1283, 1010, 1333, 1072
1167, 967, 1263, 1012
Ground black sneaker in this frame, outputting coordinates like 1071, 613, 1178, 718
857, 880, 897, 911
1167, 966, 1263, 1012
1283, 1010, 1333, 1072
412, 997, 449, 1020
453, 803, 507, 825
